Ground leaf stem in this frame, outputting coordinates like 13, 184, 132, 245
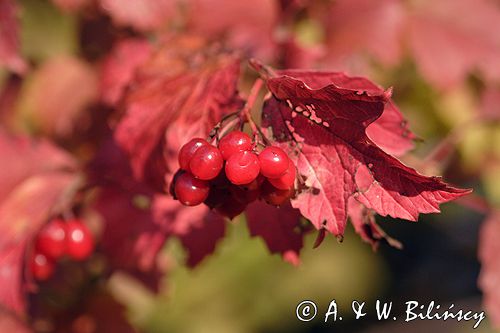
239, 78, 270, 147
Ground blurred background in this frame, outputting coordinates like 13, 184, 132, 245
1, 0, 499, 332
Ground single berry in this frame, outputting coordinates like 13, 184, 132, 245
178, 138, 209, 171
31, 251, 55, 281
189, 145, 223, 180
65, 220, 94, 261
258, 146, 289, 179
225, 151, 260, 185
35, 219, 67, 260
229, 179, 260, 204
174, 172, 210, 206
218, 131, 252, 160
268, 159, 296, 190
261, 180, 294, 206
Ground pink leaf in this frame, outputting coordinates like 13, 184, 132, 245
261, 67, 470, 237
479, 210, 500, 327
0, 241, 27, 316
245, 201, 307, 265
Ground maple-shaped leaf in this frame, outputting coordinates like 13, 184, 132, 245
0, 0, 27, 74
100, 38, 152, 107
115, 36, 242, 184
260, 66, 470, 237
245, 201, 308, 265
99, 0, 177, 32
0, 132, 79, 315
479, 210, 500, 327
407, 0, 500, 89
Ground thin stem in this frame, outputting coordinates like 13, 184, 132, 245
239, 78, 271, 147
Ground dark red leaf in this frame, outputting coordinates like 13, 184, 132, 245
479, 210, 500, 327
261, 67, 470, 237
0, 0, 27, 74
245, 201, 307, 265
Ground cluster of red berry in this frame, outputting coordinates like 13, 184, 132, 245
170, 130, 296, 218
30, 219, 94, 281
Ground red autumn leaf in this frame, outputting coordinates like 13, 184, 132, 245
18, 56, 98, 139
347, 197, 401, 250
245, 201, 308, 265
186, 0, 278, 61
0, 0, 27, 74
0, 132, 79, 315
115, 36, 242, 183
407, 0, 500, 89
260, 66, 470, 237
88, 138, 167, 290
99, 0, 178, 32
322, 0, 404, 68
100, 39, 152, 107
479, 210, 500, 328
277, 70, 415, 156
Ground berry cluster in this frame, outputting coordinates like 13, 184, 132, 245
171, 131, 296, 218
30, 218, 94, 281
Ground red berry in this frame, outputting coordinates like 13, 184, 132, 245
258, 146, 289, 179
261, 180, 294, 206
225, 151, 260, 185
31, 252, 55, 281
35, 219, 67, 260
268, 159, 296, 190
178, 138, 209, 171
65, 220, 94, 261
174, 172, 210, 206
218, 131, 252, 160
189, 145, 223, 180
